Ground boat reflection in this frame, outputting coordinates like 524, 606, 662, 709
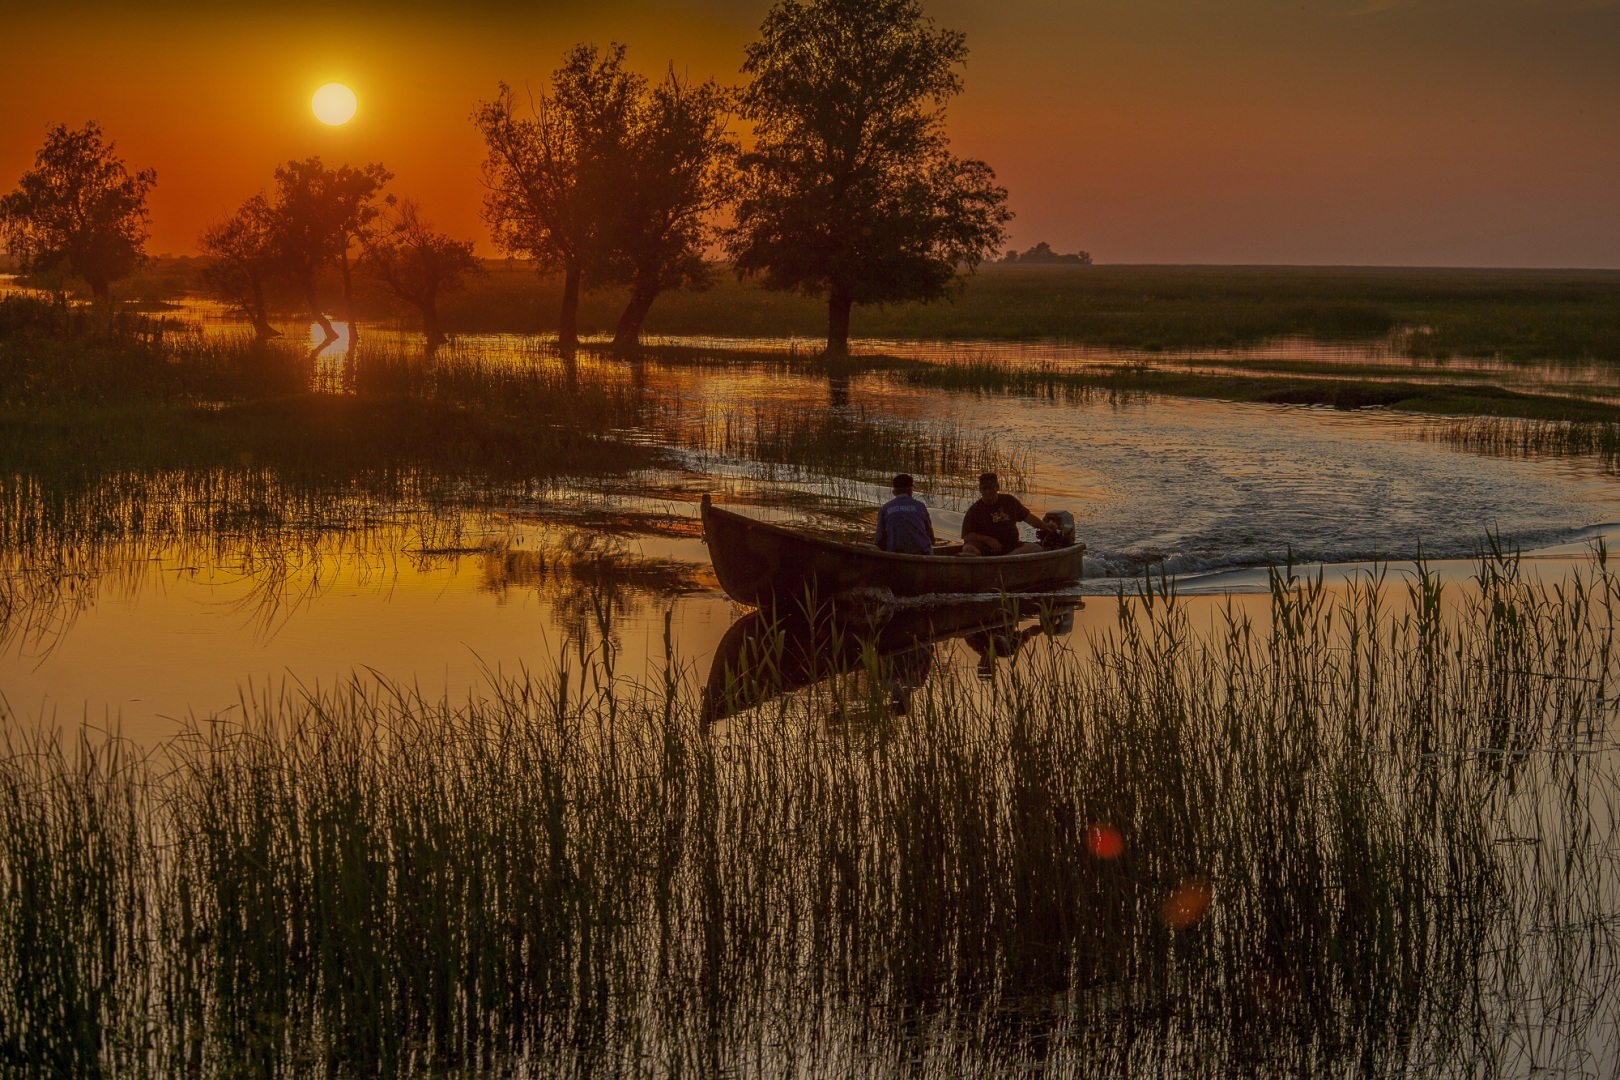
701, 595, 1081, 722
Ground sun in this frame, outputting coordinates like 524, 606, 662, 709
312, 83, 358, 126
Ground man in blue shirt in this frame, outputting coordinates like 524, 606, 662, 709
874, 474, 935, 555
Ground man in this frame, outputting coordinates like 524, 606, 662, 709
874, 473, 935, 555
961, 472, 1056, 556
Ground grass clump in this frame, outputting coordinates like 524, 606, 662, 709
686, 401, 1030, 496
438, 263, 1620, 363
1419, 415, 1620, 469
2, 547, 1617, 1074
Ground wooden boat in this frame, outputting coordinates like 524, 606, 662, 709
701, 595, 1082, 722
700, 493, 1086, 608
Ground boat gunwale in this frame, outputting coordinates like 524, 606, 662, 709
700, 496, 1086, 567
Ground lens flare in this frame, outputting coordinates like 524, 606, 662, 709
1162, 877, 1212, 929
1085, 824, 1124, 859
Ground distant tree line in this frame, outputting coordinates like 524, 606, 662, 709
1000, 241, 1091, 265
0, 0, 1013, 356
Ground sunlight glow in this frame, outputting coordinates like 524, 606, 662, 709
312, 83, 357, 125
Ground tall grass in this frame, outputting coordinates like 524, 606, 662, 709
3, 548, 1617, 1074
685, 401, 1030, 497
92, 261, 1620, 362
1420, 415, 1620, 469
422, 264, 1620, 363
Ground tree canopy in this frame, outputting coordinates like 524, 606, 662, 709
361, 198, 484, 349
728, 0, 1010, 354
0, 122, 156, 299
603, 69, 736, 350
199, 193, 281, 339
474, 44, 641, 350
267, 157, 392, 343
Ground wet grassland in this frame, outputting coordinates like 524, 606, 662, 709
4, 546, 1618, 1075
112, 259, 1620, 363
6, 283, 1620, 1074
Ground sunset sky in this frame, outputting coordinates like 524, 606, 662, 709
3, 0, 1617, 267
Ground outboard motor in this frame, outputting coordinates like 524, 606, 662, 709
1041, 510, 1076, 550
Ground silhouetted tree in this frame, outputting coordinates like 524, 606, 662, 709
1001, 241, 1090, 265
199, 194, 282, 339
474, 44, 639, 351
268, 157, 391, 346
0, 122, 155, 299
360, 198, 484, 349
606, 70, 736, 351
728, 0, 1010, 355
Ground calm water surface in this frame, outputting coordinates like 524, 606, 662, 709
5, 314, 1620, 737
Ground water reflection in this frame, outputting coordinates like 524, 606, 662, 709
701, 594, 1080, 722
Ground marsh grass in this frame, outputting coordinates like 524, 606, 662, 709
97, 261, 1620, 362
420, 264, 1620, 363
685, 401, 1030, 497
1420, 416, 1620, 469
3, 548, 1617, 1075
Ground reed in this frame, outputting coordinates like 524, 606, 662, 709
1419, 415, 1620, 467
686, 401, 1030, 497
352, 263, 1620, 363
2, 547, 1616, 1075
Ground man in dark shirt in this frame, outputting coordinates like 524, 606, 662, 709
961, 472, 1056, 556
874, 473, 935, 555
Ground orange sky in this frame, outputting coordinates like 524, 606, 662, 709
3, 0, 1617, 266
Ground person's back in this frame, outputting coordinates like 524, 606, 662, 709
874, 474, 935, 555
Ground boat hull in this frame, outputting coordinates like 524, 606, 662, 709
700, 494, 1085, 608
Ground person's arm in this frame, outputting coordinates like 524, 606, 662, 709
1023, 509, 1055, 534
925, 507, 935, 543
874, 506, 889, 550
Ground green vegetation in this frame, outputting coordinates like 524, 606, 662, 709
0, 294, 658, 477
0, 122, 155, 299
882, 357, 1620, 422
729, 0, 1009, 354
685, 400, 1029, 495
102, 260, 1620, 364
1420, 415, 1620, 468
3, 550, 1616, 1074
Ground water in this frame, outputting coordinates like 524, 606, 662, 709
5, 304, 1620, 1075
6, 312, 1620, 736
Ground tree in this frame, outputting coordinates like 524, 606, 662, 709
728, 0, 1010, 355
0, 122, 156, 299
198, 194, 282, 339
474, 44, 640, 351
360, 198, 484, 349
605, 69, 736, 351
1001, 241, 1090, 265
267, 157, 391, 346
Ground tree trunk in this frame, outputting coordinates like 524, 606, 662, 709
827, 289, 853, 356
611, 279, 660, 353
421, 296, 443, 351
558, 261, 582, 352
249, 277, 280, 340
339, 253, 357, 354
305, 281, 337, 343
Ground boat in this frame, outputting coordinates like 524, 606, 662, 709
701, 595, 1082, 722
700, 493, 1086, 608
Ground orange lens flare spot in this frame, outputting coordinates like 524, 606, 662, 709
1085, 824, 1124, 859
1162, 877, 1212, 929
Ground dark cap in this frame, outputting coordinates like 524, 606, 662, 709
892, 473, 914, 493
978, 472, 999, 489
